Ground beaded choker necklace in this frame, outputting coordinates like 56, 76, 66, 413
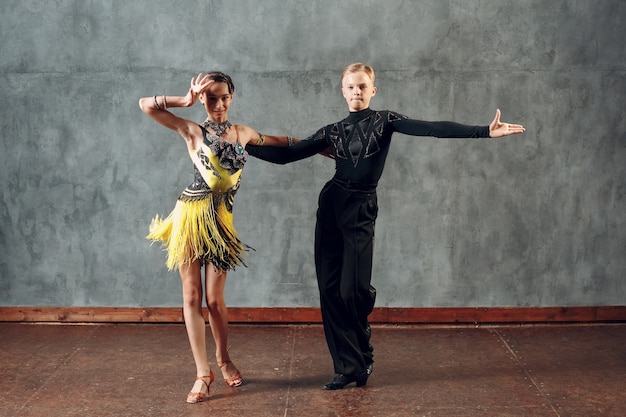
202, 119, 232, 137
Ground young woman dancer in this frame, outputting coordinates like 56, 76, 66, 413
139, 72, 292, 403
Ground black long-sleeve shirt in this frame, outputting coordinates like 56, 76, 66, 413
246, 108, 490, 185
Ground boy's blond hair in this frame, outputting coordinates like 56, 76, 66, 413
341, 63, 375, 84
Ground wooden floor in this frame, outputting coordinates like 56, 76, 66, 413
1, 322, 625, 417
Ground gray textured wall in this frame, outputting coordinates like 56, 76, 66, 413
1, 0, 624, 308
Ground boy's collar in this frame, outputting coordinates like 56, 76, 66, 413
345, 107, 374, 122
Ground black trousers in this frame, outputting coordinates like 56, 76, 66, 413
315, 178, 378, 375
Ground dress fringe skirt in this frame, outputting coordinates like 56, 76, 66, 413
147, 194, 247, 271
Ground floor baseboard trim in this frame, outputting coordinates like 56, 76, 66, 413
1, 306, 624, 324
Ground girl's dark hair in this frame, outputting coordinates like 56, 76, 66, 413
207, 71, 235, 94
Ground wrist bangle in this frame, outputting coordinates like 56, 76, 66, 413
287, 136, 293, 146
162, 95, 167, 110
153, 95, 161, 110
258, 133, 265, 146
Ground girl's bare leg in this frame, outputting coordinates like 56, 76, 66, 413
180, 260, 213, 394
205, 264, 242, 386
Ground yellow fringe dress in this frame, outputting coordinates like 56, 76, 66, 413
147, 128, 248, 271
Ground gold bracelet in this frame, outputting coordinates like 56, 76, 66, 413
258, 133, 266, 146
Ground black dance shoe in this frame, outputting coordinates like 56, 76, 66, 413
322, 371, 369, 390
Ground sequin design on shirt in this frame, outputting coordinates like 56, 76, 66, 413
330, 111, 408, 168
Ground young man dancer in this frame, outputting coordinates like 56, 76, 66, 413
246, 63, 525, 390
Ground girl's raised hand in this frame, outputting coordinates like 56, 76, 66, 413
185, 73, 213, 106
